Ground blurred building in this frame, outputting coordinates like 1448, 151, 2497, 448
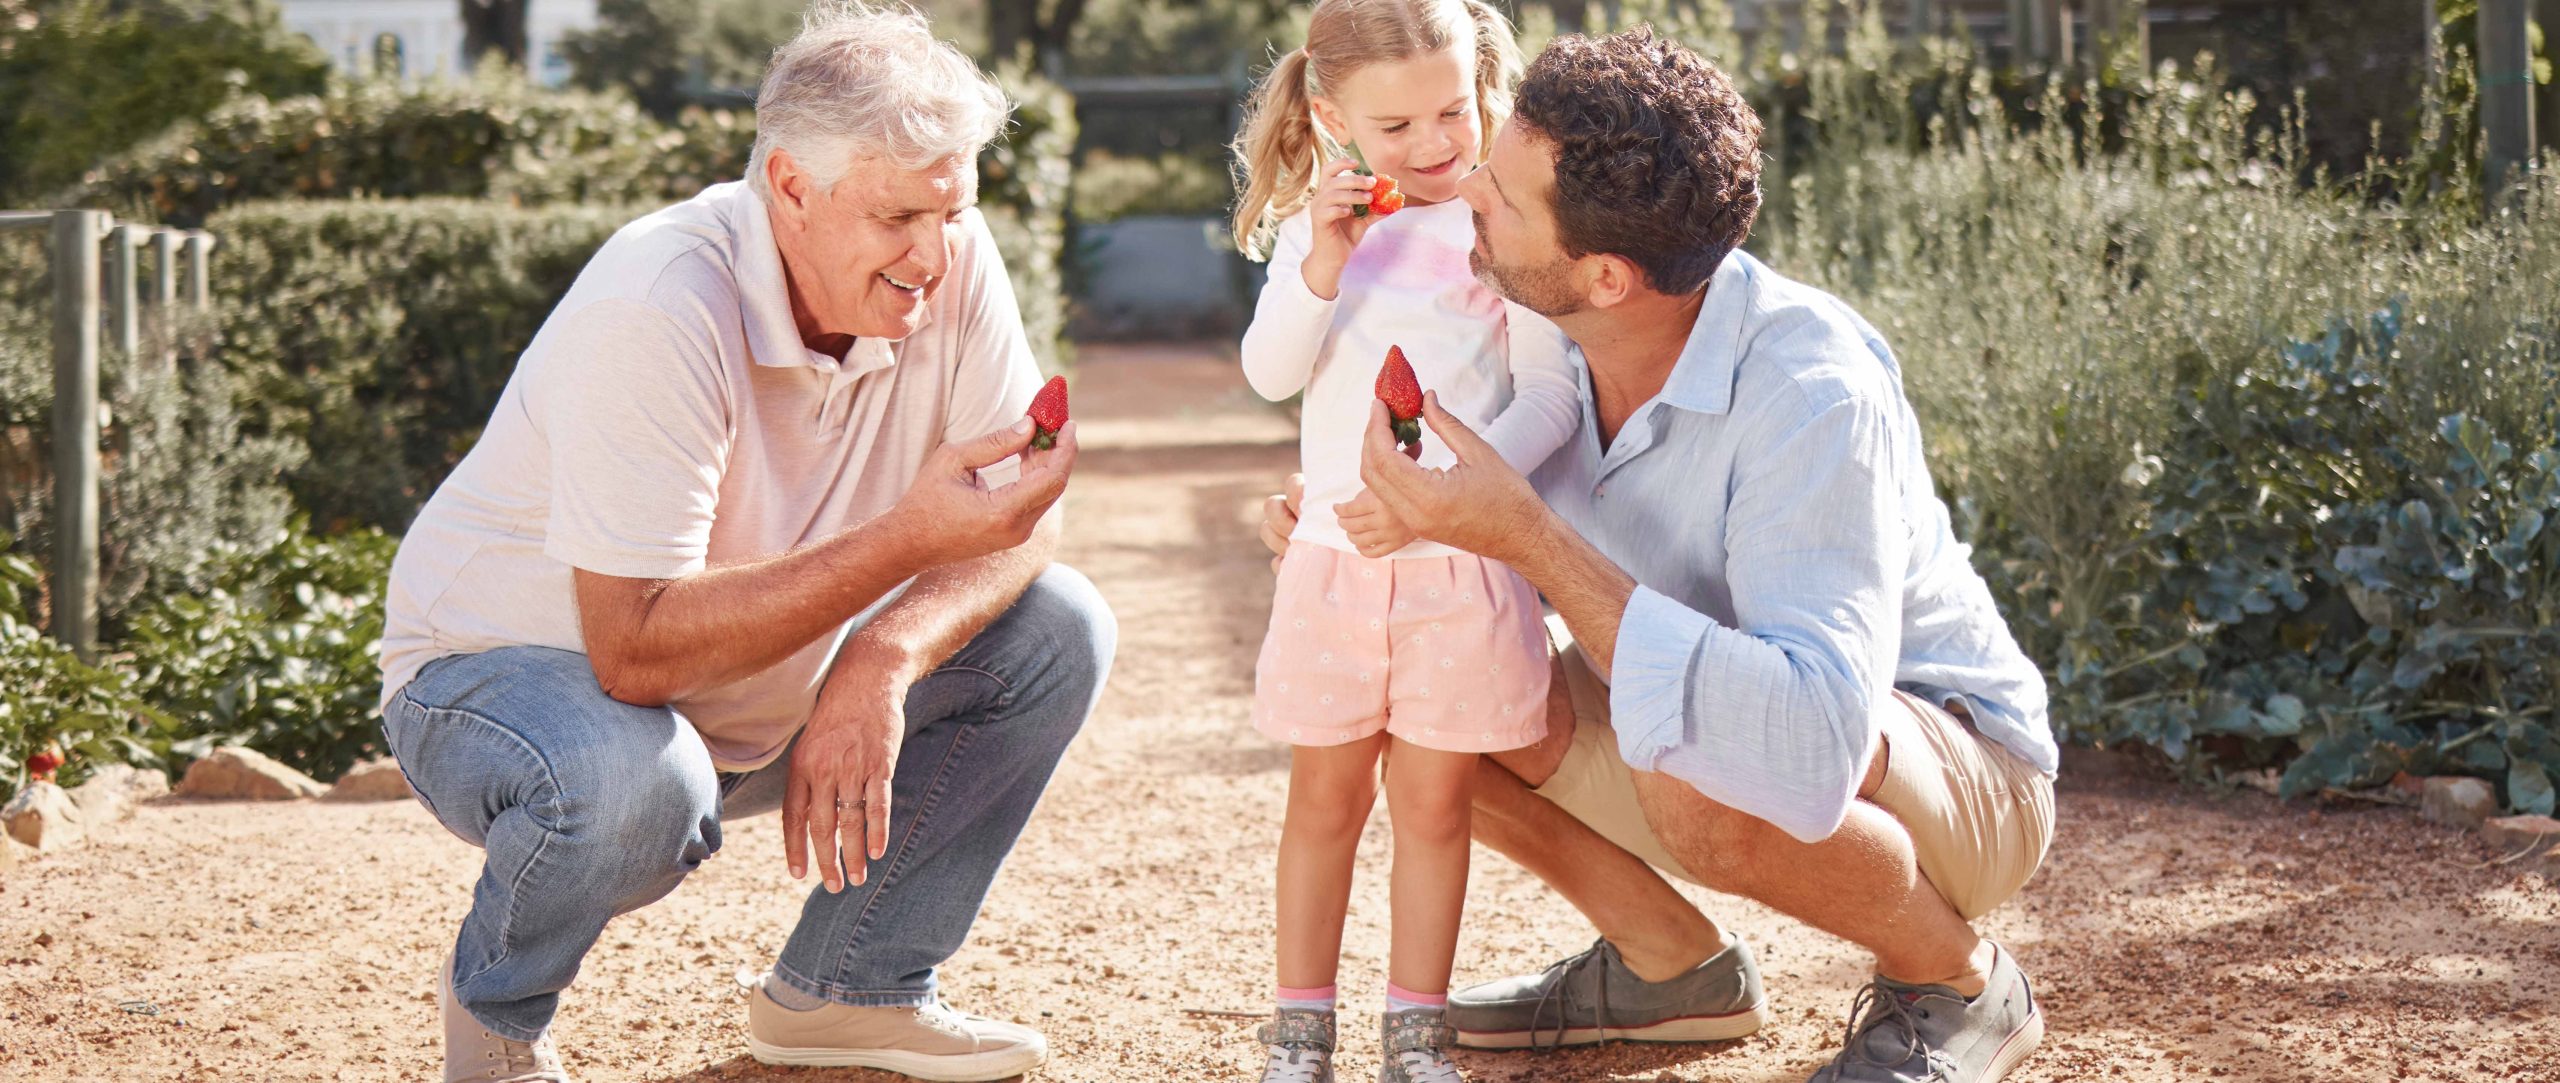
272, 0, 599, 86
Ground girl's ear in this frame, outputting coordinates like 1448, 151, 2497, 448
1309, 95, 1351, 152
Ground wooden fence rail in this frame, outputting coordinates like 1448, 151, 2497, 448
1, 209, 215, 661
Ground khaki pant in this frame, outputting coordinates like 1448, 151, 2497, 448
1538, 633, 2054, 921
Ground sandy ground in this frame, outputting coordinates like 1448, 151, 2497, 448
5, 342, 2556, 1083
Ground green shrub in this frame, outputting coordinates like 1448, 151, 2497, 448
983, 61, 1080, 374
205, 198, 641, 531
1711, 13, 2560, 811
1071, 150, 1233, 222
67, 71, 721, 227
0, 0, 329, 201
0, 534, 170, 801
125, 521, 395, 783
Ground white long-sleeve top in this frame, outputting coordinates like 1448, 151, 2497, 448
1242, 201, 1579, 560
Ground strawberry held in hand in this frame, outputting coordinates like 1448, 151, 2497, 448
1348, 145, 1405, 219
1027, 375, 1069, 451
1374, 345, 1424, 460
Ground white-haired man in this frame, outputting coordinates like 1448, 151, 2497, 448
376, 6, 1113, 1081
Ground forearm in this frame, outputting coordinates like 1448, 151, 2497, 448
834, 509, 1061, 688
583, 514, 932, 705
1507, 507, 1638, 678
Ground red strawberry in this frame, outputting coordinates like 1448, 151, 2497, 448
1366, 175, 1405, 217
26, 745, 63, 784
1374, 345, 1424, 459
1027, 375, 1068, 451
1347, 145, 1405, 219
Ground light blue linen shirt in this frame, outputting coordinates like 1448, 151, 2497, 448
1529, 250, 2057, 845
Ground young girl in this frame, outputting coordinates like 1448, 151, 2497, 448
1231, 2, 1577, 1080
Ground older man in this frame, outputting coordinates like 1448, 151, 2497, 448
377, 6, 1112, 1081
1271, 29, 2058, 1083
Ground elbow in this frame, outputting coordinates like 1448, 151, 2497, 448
588, 648, 675, 707
1240, 358, 1298, 403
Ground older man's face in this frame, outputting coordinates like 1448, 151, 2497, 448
770, 151, 977, 344
1461, 121, 1586, 319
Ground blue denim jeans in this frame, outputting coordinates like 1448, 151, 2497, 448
383, 565, 1114, 1041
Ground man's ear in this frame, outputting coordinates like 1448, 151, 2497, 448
1581, 253, 1646, 310
764, 148, 811, 217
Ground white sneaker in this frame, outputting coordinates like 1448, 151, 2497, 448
745, 977, 1046, 1081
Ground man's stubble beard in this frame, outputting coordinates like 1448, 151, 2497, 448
1469, 212, 1584, 320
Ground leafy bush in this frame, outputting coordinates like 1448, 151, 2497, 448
0, 534, 169, 801
0, 269, 304, 629
1705, 12, 2560, 811
205, 198, 641, 531
563, 0, 800, 117
983, 61, 1081, 374
1072, 150, 1233, 222
125, 521, 395, 783
0, 0, 329, 201
67, 71, 723, 227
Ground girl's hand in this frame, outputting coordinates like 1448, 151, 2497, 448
1299, 157, 1380, 299
1334, 487, 1418, 559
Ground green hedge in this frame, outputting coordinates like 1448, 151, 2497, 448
205, 198, 642, 531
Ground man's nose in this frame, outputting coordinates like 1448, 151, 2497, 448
1458, 165, 1491, 210
910, 224, 954, 279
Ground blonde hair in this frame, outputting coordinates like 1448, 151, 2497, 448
1229, 0, 1521, 258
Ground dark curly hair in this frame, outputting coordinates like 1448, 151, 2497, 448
1512, 28, 1763, 296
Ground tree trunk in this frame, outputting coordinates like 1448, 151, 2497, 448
461, 0, 530, 70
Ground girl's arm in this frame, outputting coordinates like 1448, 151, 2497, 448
1240, 214, 1338, 402
1475, 302, 1581, 474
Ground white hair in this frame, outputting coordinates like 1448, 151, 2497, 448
747, 1, 1012, 200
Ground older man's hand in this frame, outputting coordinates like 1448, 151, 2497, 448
1353, 393, 1549, 565
889, 417, 1078, 566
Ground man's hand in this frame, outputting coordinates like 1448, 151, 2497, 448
1355, 393, 1551, 564
782, 666, 907, 892
1260, 473, 1304, 572
886, 418, 1079, 567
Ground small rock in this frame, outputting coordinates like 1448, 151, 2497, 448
0, 834, 27, 871
176, 747, 326, 801
2480, 815, 2560, 873
324, 759, 415, 803
68, 764, 169, 824
2420, 776, 2498, 831
2, 782, 86, 852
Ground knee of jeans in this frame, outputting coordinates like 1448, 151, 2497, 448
565, 754, 722, 902
1017, 564, 1118, 700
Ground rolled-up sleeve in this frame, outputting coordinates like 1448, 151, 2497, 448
1608, 394, 1906, 844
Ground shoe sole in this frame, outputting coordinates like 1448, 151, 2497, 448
1982, 1004, 2045, 1081
1453, 999, 1769, 1049
746, 1036, 1044, 1081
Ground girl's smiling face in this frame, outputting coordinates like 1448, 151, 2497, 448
1311, 38, 1481, 208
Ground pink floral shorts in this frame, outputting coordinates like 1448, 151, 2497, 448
1252, 542, 1550, 753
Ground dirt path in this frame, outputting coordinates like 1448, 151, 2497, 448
6, 342, 2556, 1083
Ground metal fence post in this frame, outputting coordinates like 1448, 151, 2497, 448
2478, 0, 2538, 201
184, 231, 213, 308
151, 229, 179, 307
49, 210, 108, 661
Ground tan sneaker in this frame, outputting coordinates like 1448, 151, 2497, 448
746, 978, 1046, 1081
440, 955, 571, 1083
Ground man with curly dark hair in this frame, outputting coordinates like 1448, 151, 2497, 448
1265, 27, 2057, 1083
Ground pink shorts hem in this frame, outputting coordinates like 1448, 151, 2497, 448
1253, 543, 1550, 751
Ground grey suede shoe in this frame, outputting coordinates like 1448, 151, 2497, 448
1447, 936, 1767, 1050
1256, 1008, 1337, 1083
1377, 1008, 1463, 1083
1807, 943, 2044, 1083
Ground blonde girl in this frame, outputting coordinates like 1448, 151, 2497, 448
1231, 2, 1577, 1081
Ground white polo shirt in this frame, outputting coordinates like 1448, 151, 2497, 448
379, 181, 1043, 770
